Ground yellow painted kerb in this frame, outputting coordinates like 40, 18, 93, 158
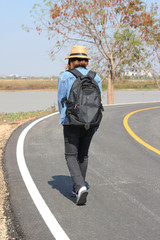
123, 106, 160, 155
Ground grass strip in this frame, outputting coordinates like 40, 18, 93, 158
0, 106, 56, 124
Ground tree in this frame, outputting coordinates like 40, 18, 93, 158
30, 0, 156, 104
138, 3, 160, 88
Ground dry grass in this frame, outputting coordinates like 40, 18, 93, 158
102, 79, 160, 90
1, 78, 160, 91
0, 79, 58, 91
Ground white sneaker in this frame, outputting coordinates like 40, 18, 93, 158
76, 186, 88, 205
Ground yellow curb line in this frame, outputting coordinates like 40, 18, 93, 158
123, 106, 160, 155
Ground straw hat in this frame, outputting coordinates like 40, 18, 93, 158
65, 45, 91, 60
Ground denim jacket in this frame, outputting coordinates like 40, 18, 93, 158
58, 67, 102, 125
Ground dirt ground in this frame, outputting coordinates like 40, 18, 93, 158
0, 120, 31, 240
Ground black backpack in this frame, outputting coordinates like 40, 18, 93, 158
64, 68, 104, 130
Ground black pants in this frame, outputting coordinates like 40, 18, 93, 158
63, 125, 95, 193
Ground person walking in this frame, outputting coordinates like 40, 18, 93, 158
58, 45, 102, 205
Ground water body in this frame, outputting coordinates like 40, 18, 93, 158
0, 90, 160, 113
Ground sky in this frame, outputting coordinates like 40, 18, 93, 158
0, 0, 159, 77
0, 0, 66, 77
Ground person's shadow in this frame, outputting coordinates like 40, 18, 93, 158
48, 175, 76, 203
48, 175, 89, 204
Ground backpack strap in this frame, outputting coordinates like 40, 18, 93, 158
68, 69, 97, 81
87, 70, 96, 80
67, 69, 82, 78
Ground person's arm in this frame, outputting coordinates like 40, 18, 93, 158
95, 74, 102, 102
58, 75, 67, 114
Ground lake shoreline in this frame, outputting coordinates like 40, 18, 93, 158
0, 90, 160, 113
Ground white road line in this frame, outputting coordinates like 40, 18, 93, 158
16, 112, 70, 240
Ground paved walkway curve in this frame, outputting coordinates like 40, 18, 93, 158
5, 102, 160, 240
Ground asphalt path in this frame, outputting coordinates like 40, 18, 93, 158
5, 102, 160, 240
